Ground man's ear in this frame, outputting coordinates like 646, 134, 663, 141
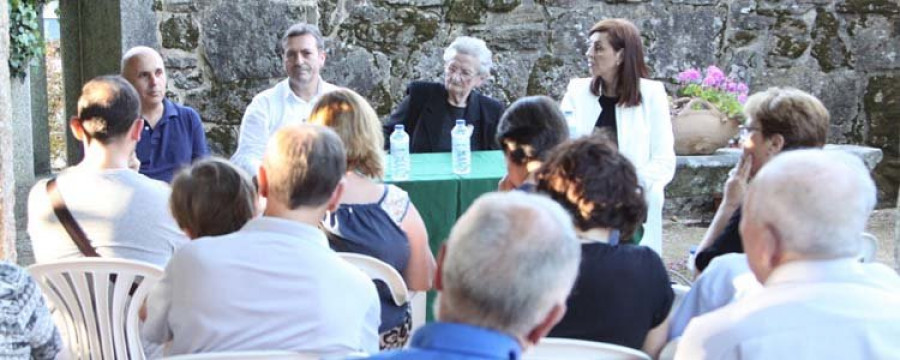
524, 302, 567, 347
257, 166, 269, 199
434, 243, 448, 291
767, 133, 785, 154
325, 179, 345, 212
129, 117, 144, 142
69, 117, 85, 141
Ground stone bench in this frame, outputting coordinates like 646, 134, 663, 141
664, 145, 884, 220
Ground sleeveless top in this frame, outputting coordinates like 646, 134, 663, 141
322, 185, 412, 332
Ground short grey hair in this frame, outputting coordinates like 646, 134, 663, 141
443, 36, 493, 75
281, 23, 325, 51
744, 149, 876, 259
438, 191, 581, 337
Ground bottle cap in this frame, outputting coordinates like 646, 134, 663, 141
395, 124, 405, 131
455, 119, 466, 126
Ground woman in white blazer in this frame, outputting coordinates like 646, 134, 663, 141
560, 18, 675, 254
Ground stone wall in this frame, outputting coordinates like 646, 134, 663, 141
154, 0, 900, 205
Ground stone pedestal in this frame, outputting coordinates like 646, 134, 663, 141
665, 145, 885, 220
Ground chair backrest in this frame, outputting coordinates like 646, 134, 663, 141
525, 338, 652, 360
859, 232, 877, 263
338, 253, 409, 306
162, 351, 316, 359
29, 258, 164, 360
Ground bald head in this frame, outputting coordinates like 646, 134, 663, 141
121, 46, 167, 108
440, 191, 581, 338
740, 149, 876, 281
262, 124, 346, 209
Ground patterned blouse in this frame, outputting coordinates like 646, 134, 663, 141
0, 262, 62, 359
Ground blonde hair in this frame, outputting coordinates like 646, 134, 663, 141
308, 88, 385, 178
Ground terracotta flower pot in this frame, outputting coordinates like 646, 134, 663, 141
671, 98, 740, 155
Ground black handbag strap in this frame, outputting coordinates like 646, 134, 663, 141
46, 177, 100, 257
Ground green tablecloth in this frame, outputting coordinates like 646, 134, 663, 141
386, 151, 506, 321
386, 151, 507, 254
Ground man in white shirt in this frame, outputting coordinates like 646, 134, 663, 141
144, 124, 380, 357
676, 149, 900, 359
27, 76, 187, 268
230, 23, 338, 175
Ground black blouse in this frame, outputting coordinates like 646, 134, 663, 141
549, 242, 674, 350
595, 95, 619, 146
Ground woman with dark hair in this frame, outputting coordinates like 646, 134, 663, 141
537, 136, 673, 357
496, 96, 569, 192
561, 18, 675, 254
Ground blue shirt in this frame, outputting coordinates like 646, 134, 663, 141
136, 99, 209, 182
366, 322, 521, 360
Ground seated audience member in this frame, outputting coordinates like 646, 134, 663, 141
384, 36, 504, 153
308, 88, 435, 348
537, 136, 673, 357
121, 46, 209, 183
693, 87, 829, 273
169, 157, 258, 239
27, 75, 187, 267
143, 125, 380, 357
367, 191, 581, 359
676, 150, 900, 359
667, 253, 761, 340
0, 262, 62, 359
496, 95, 569, 192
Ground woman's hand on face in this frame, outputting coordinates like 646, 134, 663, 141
722, 153, 752, 208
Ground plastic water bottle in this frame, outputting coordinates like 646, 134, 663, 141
451, 119, 471, 175
390, 125, 410, 181
563, 109, 577, 139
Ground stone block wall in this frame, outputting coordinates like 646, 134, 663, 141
153, 0, 900, 205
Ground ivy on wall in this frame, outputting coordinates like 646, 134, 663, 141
8, 0, 46, 79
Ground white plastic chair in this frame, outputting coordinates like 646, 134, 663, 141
162, 351, 316, 359
525, 338, 652, 360
859, 232, 878, 263
339, 253, 428, 336
28, 258, 164, 360
338, 253, 409, 306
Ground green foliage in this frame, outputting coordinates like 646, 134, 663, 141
9, 0, 46, 79
678, 83, 745, 120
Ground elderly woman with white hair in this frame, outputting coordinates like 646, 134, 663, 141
384, 36, 505, 153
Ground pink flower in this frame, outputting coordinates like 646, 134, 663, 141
677, 68, 702, 84
702, 66, 726, 88
737, 93, 748, 104
736, 83, 749, 94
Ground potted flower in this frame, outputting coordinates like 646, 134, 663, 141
670, 66, 749, 155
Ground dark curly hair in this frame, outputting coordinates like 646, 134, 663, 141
496, 96, 569, 165
535, 135, 647, 242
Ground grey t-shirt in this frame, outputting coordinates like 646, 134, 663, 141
27, 167, 188, 267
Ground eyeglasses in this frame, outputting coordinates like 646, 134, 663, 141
738, 125, 762, 141
445, 64, 477, 80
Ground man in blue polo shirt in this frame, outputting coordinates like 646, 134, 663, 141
368, 191, 581, 359
121, 46, 209, 182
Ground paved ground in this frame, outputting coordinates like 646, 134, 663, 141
662, 208, 897, 283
